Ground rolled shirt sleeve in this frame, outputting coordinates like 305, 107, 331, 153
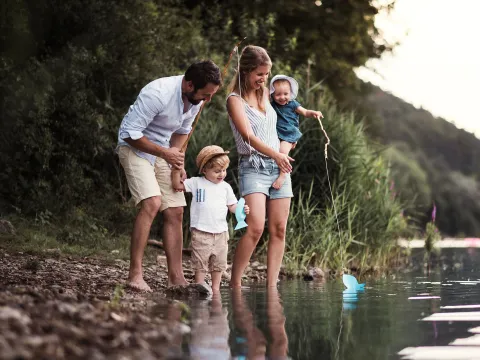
119, 88, 165, 140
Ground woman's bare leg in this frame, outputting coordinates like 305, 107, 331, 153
266, 197, 291, 286
230, 193, 267, 287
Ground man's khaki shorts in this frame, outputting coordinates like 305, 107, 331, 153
118, 146, 186, 211
191, 228, 228, 273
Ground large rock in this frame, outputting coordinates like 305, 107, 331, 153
0, 220, 15, 235
165, 282, 213, 298
303, 267, 325, 281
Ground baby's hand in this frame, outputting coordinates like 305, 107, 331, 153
244, 205, 250, 214
311, 110, 323, 119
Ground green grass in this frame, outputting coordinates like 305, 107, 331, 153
1, 214, 131, 260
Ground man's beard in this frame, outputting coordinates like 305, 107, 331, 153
183, 91, 202, 105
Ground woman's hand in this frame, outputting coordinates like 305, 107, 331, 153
274, 152, 294, 173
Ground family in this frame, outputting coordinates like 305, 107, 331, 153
117, 45, 323, 292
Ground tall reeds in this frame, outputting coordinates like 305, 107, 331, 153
180, 84, 409, 274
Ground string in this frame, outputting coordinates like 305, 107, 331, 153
317, 116, 344, 360
317, 117, 343, 266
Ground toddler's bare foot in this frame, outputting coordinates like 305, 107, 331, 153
272, 173, 286, 190
127, 277, 152, 292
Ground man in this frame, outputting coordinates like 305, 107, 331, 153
117, 60, 221, 292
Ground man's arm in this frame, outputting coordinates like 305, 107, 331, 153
120, 85, 184, 168
124, 137, 184, 169
170, 133, 188, 149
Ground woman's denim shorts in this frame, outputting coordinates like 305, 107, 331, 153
238, 156, 293, 199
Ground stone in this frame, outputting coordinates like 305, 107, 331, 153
304, 267, 325, 281
250, 261, 260, 269
0, 219, 15, 235
221, 271, 231, 281
166, 282, 213, 298
311, 267, 325, 278
45, 248, 61, 256
303, 274, 314, 281
156, 255, 167, 264
0, 306, 31, 326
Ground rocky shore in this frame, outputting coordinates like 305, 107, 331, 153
1, 245, 323, 359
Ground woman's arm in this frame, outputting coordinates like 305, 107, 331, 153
227, 95, 293, 173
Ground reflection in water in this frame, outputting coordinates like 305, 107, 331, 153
189, 292, 230, 359
231, 288, 289, 360
158, 249, 480, 359
342, 290, 360, 311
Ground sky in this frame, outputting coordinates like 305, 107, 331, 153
355, 0, 480, 137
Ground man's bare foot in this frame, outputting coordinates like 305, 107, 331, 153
272, 173, 286, 190
127, 278, 152, 292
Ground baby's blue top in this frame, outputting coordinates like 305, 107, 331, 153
270, 99, 302, 143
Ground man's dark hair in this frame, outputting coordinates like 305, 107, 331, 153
184, 60, 222, 91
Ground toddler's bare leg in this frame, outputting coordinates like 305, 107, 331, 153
195, 271, 206, 284
272, 141, 294, 190
211, 271, 222, 291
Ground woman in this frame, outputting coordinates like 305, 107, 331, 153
227, 45, 294, 287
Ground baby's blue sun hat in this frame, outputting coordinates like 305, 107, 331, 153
269, 74, 299, 100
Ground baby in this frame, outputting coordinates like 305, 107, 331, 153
269, 74, 323, 189
178, 145, 249, 291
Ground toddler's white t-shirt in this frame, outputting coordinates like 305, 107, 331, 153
183, 177, 238, 233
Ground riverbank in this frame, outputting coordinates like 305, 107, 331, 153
0, 223, 410, 360
0, 248, 175, 359
0, 243, 284, 359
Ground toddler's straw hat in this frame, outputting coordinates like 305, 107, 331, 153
196, 145, 230, 173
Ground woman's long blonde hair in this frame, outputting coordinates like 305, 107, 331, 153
228, 45, 272, 112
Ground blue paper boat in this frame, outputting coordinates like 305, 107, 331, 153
342, 274, 365, 291
234, 197, 248, 230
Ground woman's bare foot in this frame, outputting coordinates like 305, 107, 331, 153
229, 281, 242, 288
127, 278, 152, 292
272, 172, 286, 190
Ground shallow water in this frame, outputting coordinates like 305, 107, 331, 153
168, 248, 480, 359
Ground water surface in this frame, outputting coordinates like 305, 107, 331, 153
172, 249, 480, 359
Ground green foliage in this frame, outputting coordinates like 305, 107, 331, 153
280, 91, 408, 271
173, 300, 191, 324
110, 284, 125, 309
424, 221, 440, 254
365, 83, 480, 236
1, 0, 408, 271
0, 0, 207, 214
183, 0, 397, 102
